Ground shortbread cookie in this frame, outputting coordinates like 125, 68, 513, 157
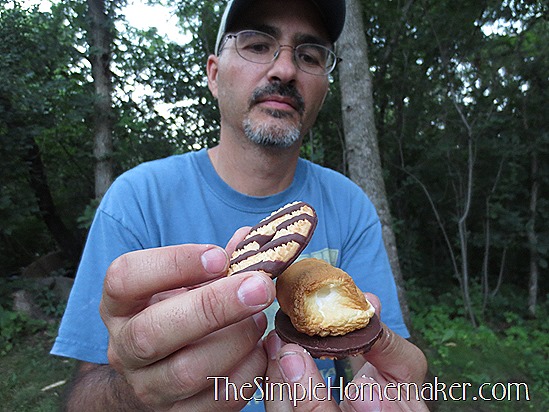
227, 201, 317, 278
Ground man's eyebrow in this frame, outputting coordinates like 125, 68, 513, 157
295, 33, 331, 48
252, 24, 280, 38
250, 24, 332, 48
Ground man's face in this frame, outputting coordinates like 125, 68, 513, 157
207, 0, 331, 149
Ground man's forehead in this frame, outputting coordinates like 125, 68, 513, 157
229, 0, 331, 42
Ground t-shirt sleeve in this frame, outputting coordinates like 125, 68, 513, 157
51, 186, 145, 363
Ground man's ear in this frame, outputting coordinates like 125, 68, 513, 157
206, 55, 219, 99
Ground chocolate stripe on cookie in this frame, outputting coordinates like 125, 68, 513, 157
260, 202, 314, 223
233, 234, 272, 254
227, 201, 317, 278
272, 214, 316, 241
230, 234, 306, 267
229, 240, 302, 276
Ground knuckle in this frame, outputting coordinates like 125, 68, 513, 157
193, 287, 230, 331
125, 313, 161, 363
104, 253, 131, 300
107, 311, 162, 368
168, 356, 205, 398
127, 374, 161, 409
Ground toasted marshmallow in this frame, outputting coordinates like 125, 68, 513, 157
276, 258, 375, 336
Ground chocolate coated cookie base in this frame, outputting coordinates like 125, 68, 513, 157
228, 201, 317, 278
274, 310, 383, 360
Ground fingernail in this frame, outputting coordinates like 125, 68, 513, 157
265, 331, 284, 360
278, 351, 305, 382
237, 275, 270, 307
201, 247, 228, 274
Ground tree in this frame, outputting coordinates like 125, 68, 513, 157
338, 0, 411, 329
87, 0, 115, 200
367, 0, 548, 322
0, 1, 90, 266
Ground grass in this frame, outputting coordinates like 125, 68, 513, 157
0, 331, 75, 411
424, 339, 544, 411
410, 287, 549, 412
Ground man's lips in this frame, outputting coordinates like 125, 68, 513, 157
249, 83, 306, 115
256, 95, 299, 112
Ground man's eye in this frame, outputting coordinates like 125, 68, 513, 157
244, 42, 272, 54
298, 51, 323, 67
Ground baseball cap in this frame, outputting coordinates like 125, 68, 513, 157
214, 0, 347, 55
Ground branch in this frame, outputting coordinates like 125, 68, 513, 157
399, 167, 461, 282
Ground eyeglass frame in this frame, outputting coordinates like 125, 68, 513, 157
217, 29, 342, 76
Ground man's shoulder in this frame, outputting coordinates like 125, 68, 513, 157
301, 158, 354, 181
99, 151, 203, 210
299, 158, 363, 193
107, 150, 207, 194
121, 151, 199, 180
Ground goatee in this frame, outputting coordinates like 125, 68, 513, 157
244, 82, 305, 148
243, 118, 301, 148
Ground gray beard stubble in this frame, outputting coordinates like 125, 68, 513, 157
243, 82, 305, 148
243, 115, 302, 148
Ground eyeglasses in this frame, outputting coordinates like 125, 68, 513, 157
220, 30, 340, 76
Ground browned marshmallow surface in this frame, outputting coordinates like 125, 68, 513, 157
276, 258, 375, 336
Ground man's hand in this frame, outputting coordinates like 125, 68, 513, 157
99, 228, 276, 411
263, 293, 429, 412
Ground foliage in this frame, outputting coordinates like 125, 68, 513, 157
0, 274, 74, 410
0, 0, 94, 270
362, 0, 548, 320
0, 308, 44, 355
0, 333, 76, 411
0, 275, 67, 355
409, 281, 549, 411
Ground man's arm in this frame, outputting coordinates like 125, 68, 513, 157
84, 240, 274, 410
64, 362, 153, 412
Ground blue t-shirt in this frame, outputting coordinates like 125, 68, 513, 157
51, 148, 408, 410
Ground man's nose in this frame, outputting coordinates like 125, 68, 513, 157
267, 45, 298, 83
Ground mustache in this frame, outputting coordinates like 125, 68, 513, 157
250, 82, 305, 115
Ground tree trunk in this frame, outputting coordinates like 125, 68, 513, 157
457, 134, 477, 327
26, 138, 81, 262
338, 0, 411, 330
1, 92, 82, 264
87, 0, 114, 199
527, 151, 539, 317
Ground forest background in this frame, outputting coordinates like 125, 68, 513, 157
0, 0, 547, 410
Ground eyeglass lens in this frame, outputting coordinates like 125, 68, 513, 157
230, 30, 336, 75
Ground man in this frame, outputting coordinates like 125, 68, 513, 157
52, 0, 427, 410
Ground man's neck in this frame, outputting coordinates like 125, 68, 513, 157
207, 139, 300, 197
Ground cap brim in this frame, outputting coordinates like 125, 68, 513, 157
215, 0, 346, 54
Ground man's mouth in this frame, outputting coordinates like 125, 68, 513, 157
250, 83, 305, 115
256, 95, 299, 112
